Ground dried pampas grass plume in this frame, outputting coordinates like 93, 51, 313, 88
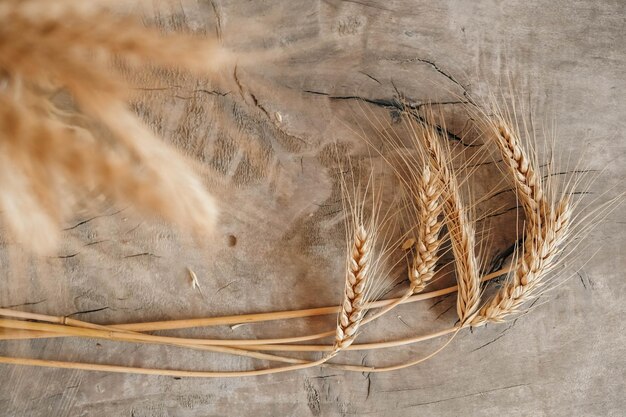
0, 0, 230, 254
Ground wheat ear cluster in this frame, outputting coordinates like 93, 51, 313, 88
471, 117, 572, 326
0, 96, 589, 376
413, 116, 482, 325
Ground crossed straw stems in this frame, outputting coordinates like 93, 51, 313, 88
0, 267, 508, 377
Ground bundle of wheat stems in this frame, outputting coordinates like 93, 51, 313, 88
0, 2, 615, 377
0, 101, 603, 376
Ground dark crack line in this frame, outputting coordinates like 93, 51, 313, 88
303, 90, 471, 145
125, 222, 142, 234
349, 384, 531, 414
56, 252, 80, 259
236, 74, 307, 146
84, 240, 109, 247
310, 374, 340, 379
249, 91, 271, 119
435, 304, 454, 320
134, 85, 229, 98
67, 306, 109, 317
527, 295, 543, 309
487, 238, 523, 275
2, 299, 47, 308
414, 58, 464, 90
175, 89, 230, 100
64, 208, 124, 231
483, 187, 514, 201
542, 169, 598, 179
132, 85, 183, 91
471, 332, 507, 352
123, 252, 160, 259
482, 205, 520, 220
359, 71, 381, 84
428, 295, 451, 310
341, 0, 395, 12
215, 280, 239, 295
377, 279, 408, 300
304, 89, 400, 108
404, 383, 529, 410
233, 65, 245, 99
384, 56, 468, 93
396, 315, 412, 329
196, 89, 230, 97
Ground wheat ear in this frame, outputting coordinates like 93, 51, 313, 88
409, 114, 481, 324
362, 162, 445, 324
408, 164, 445, 293
472, 118, 571, 326
333, 224, 370, 354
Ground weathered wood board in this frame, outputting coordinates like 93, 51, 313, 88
0, 0, 624, 416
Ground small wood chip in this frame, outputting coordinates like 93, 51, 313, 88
187, 267, 204, 298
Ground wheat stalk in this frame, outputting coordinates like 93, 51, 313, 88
0, 268, 508, 346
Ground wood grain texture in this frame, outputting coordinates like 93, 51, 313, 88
1, 0, 624, 415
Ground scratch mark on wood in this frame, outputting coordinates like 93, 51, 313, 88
123, 252, 160, 259
64, 208, 125, 231
2, 299, 47, 308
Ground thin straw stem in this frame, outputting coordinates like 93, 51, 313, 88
0, 267, 507, 344
0, 355, 328, 378
103, 267, 509, 331
0, 317, 458, 353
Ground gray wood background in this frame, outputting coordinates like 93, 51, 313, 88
1, 0, 624, 416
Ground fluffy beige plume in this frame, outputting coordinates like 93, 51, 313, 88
0, 1, 229, 253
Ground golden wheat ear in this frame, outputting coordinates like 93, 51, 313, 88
401, 110, 482, 325
333, 223, 370, 353
406, 162, 445, 294
470, 109, 572, 326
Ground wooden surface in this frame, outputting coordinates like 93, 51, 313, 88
1, 1, 625, 415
